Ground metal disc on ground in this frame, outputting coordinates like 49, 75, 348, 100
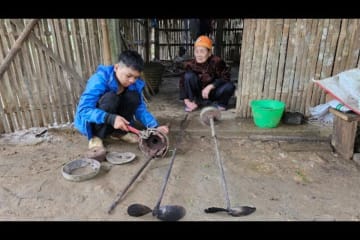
200, 106, 221, 126
85, 146, 107, 162
106, 152, 136, 165
62, 158, 101, 182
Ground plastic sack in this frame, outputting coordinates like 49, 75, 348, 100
327, 99, 351, 112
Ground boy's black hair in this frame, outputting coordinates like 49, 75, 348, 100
118, 50, 144, 72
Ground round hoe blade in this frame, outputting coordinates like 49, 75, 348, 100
127, 203, 152, 217
200, 106, 221, 126
155, 205, 186, 221
106, 151, 136, 165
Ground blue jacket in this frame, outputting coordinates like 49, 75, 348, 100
74, 65, 158, 140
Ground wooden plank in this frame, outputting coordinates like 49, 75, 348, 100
87, 19, 98, 69
46, 56, 64, 125
100, 19, 112, 65
3, 19, 32, 130
235, 20, 246, 116
287, 19, 302, 111
0, 102, 11, 133
262, 19, 273, 99
48, 19, 60, 56
53, 19, 66, 64
299, 19, 318, 113
22, 37, 45, 127
19, 20, 40, 127
281, 19, 297, 109
331, 114, 358, 160
60, 19, 74, 66
345, 19, 360, 69
17, 45, 40, 127
249, 20, 264, 116
0, 20, 23, 131
305, 20, 323, 110
59, 19, 77, 119
311, 19, 330, 107
256, 19, 270, 101
267, 19, 283, 101
0, 21, 11, 132
79, 19, 92, 78
319, 19, 340, 104
241, 19, 256, 117
37, 43, 54, 125
275, 19, 290, 102
70, 19, 83, 78
294, 19, 311, 112
54, 64, 71, 123
0, 69, 13, 132
332, 19, 348, 75
329, 108, 360, 122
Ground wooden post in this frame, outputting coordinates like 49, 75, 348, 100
100, 19, 111, 65
144, 19, 150, 63
154, 22, 159, 60
329, 108, 360, 160
164, 20, 172, 60
0, 19, 39, 81
215, 19, 224, 58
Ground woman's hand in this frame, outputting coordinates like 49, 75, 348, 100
156, 125, 169, 135
202, 84, 215, 99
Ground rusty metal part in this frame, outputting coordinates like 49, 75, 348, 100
127, 125, 169, 157
139, 128, 169, 158
200, 106, 221, 126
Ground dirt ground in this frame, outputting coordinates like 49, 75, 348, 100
1, 74, 360, 221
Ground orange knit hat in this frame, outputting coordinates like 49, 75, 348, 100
194, 35, 212, 50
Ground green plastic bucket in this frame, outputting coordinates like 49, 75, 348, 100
250, 99, 285, 128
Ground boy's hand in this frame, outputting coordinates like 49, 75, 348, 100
113, 116, 130, 131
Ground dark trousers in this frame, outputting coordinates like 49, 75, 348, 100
183, 71, 235, 107
92, 91, 140, 138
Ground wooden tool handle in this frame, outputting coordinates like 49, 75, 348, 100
127, 125, 140, 135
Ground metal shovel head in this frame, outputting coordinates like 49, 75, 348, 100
228, 206, 256, 216
127, 203, 152, 217
154, 205, 186, 221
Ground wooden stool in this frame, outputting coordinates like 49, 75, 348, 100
329, 108, 360, 160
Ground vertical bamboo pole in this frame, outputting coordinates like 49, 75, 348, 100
100, 19, 111, 65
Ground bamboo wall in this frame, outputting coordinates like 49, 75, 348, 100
1, 18, 359, 133
236, 19, 360, 118
0, 19, 102, 133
